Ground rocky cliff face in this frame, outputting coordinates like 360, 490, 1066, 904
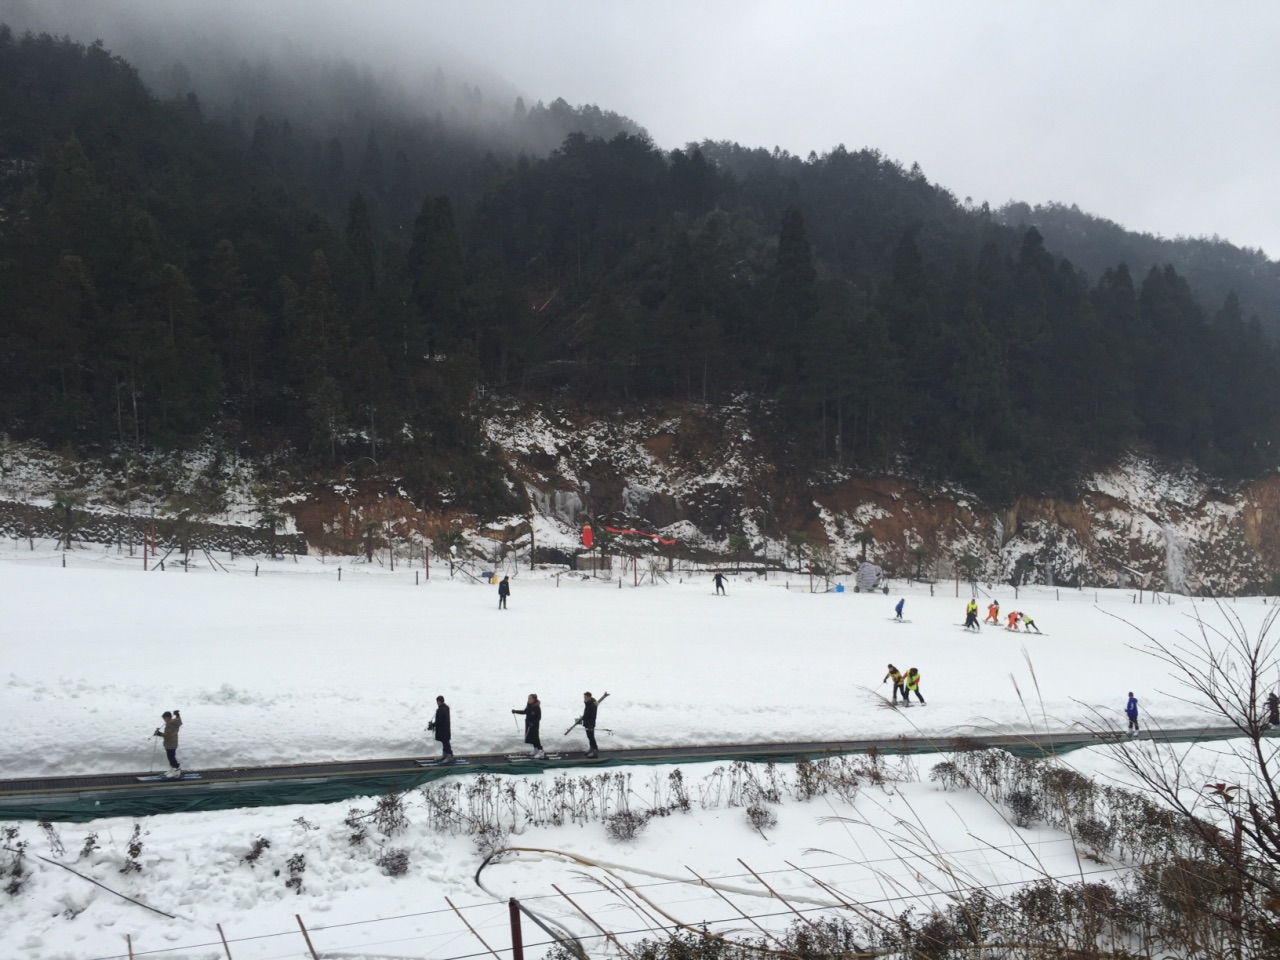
482, 403, 1280, 594
4, 400, 1278, 593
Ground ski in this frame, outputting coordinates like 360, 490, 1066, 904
504, 754, 564, 762
886, 618, 912, 623
415, 758, 471, 767
136, 772, 202, 782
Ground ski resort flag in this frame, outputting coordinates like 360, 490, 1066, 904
582, 523, 593, 549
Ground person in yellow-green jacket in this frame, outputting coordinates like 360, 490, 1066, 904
902, 667, 925, 706
963, 599, 980, 631
883, 663, 905, 703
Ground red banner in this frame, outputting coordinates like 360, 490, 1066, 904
581, 524, 594, 549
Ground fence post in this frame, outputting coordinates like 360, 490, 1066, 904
62, 552, 66, 568
510, 898, 524, 960
295, 915, 319, 959
416, 571, 419, 586
217, 922, 233, 959
338, 567, 342, 582
255, 564, 259, 577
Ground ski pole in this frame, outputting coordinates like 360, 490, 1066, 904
148, 734, 157, 773
513, 713, 521, 734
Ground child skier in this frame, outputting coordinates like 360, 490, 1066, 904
883, 663, 905, 703
985, 600, 1000, 625
1125, 692, 1139, 736
1021, 613, 1041, 634
1006, 611, 1021, 631
894, 598, 905, 621
903, 667, 925, 705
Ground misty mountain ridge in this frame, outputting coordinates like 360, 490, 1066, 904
3, 24, 1280, 534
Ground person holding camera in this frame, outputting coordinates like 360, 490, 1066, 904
153, 709, 183, 778
428, 695, 453, 763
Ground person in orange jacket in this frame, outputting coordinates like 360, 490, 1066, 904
1006, 610, 1021, 631
985, 600, 1000, 625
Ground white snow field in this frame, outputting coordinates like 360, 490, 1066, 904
2, 545, 1274, 959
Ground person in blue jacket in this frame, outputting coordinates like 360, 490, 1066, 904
1125, 692, 1139, 737
894, 598, 905, 621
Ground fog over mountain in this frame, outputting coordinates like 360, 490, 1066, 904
4, 0, 1278, 257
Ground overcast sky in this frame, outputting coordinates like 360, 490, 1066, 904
7, 0, 1279, 257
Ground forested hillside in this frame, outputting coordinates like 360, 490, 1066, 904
2, 27, 1278, 516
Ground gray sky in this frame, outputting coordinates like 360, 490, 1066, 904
8, 0, 1279, 257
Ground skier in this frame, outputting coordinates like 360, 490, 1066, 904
883, 663, 905, 703
1006, 610, 1021, 631
428, 695, 453, 763
963, 599, 980, 631
1267, 691, 1280, 727
512, 693, 544, 758
903, 668, 925, 705
1125, 692, 1139, 737
498, 575, 510, 610
985, 600, 1000, 625
1022, 613, 1042, 634
578, 691, 601, 757
152, 709, 183, 778
713, 572, 727, 595
894, 598, 905, 621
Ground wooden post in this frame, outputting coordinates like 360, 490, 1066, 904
509, 898, 524, 960
255, 564, 259, 577
295, 914, 319, 959
126, 934, 133, 959
217, 922, 233, 958
338, 567, 342, 582
416, 570, 419, 586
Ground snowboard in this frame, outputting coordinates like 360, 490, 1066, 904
136, 772, 203, 782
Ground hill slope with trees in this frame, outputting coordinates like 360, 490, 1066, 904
2, 27, 1278, 518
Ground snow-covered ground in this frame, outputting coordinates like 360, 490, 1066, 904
2, 543, 1274, 959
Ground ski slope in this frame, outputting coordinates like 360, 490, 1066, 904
1, 546, 1267, 779
2, 547, 1275, 960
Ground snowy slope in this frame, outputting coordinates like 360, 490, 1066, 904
1, 545, 1263, 778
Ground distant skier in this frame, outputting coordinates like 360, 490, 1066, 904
578, 691, 602, 758
903, 667, 925, 705
152, 709, 183, 778
894, 598, 905, 621
512, 693, 544, 758
1022, 613, 1041, 634
1125, 692, 1139, 736
498, 576, 511, 610
1267, 691, 1280, 727
985, 600, 1000, 625
1006, 611, 1021, 631
963, 599, 980, 631
428, 695, 453, 763
713, 572, 727, 595
883, 663, 905, 703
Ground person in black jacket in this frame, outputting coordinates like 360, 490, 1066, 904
428, 695, 453, 762
498, 576, 511, 609
580, 692, 599, 758
512, 693, 544, 757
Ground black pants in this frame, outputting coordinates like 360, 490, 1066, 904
1127, 716, 1138, 732
715, 583, 725, 594
527, 730, 542, 751
165, 748, 179, 769
499, 595, 507, 609
907, 688, 925, 704
891, 681, 905, 701
964, 614, 978, 630
440, 739, 452, 757
585, 727, 597, 751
